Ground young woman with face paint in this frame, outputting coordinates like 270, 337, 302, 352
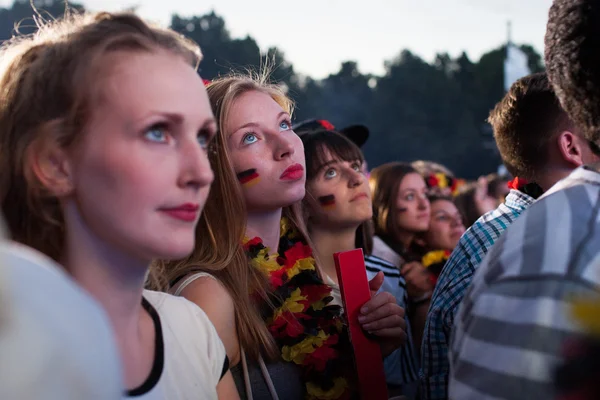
413, 195, 466, 286
301, 130, 419, 399
369, 163, 434, 352
0, 12, 236, 399
152, 74, 406, 400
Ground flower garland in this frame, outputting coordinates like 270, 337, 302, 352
243, 218, 352, 400
426, 173, 465, 197
421, 250, 451, 286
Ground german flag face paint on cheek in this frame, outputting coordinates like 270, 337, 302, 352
318, 194, 336, 211
237, 168, 261, 188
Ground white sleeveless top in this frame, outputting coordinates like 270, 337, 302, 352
126, 290, 228, 399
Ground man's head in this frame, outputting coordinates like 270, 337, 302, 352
490, 72, 597, 184
545, 0, 600, 145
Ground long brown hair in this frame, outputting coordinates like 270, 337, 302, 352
369, 162, 419, 238
0, 11, 201, 262
150, 73, 312, 361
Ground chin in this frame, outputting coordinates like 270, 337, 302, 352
283, 185, 306, 205
148, 237, 195, 261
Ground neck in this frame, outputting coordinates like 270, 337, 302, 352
535, 166, 574, 192
62, 202, 147, 338
394, 231, 414, 252
246, 208, 284, 253
310, 224, 357, 284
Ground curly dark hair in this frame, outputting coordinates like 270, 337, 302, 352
545, 0, 600, 144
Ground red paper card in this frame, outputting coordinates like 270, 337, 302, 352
334, 249, 388, 400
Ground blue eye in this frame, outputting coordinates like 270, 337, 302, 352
280, 120, 291, 131
197, 133, 209, 149
243, 133, 258, 145
144, 124, 169, 143
325, 168, 337, 179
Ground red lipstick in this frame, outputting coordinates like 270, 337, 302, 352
160, 203, 199, 222
280, 163, 304, 181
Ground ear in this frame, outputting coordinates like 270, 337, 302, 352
556, 130, 585, 168
28, 137, 74, 197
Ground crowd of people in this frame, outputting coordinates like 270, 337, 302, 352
0, 0, 599, 399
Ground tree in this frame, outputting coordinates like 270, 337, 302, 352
0, 1, 546, 179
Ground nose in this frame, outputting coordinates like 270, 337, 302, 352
274, 134, 296, 161
178, 140, 214, 190
418, 193, 430, 210
347, 167, 364, 188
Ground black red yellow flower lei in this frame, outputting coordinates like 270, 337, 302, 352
422, 250, 451, 286
243, 218, 351, 400
426, 173, 465, 196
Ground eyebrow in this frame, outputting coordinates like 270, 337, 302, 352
231, 111, 289, 134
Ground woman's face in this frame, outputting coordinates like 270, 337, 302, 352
63, 51, 215, 261
394, 173, 431, 234
306, 148, 371, 230
423, 199, 465, 251
226, 90, 306, 212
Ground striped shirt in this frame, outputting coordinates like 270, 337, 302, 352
420, 189, 535, 400
448, 165, 600, 400
365, 254, 420, 395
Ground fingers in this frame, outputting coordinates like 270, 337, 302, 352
371, 327, 408, 341
359, 292, 406, 331
361, 311, 406, 332
360, 291, 398, 316
368, 271, 384, 294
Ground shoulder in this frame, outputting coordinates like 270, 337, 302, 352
365, 254, 399, 273
143, 290, 229, 393
143, 290, 219, 335
143, 289, 226, 359
371, 236, 404, 266
482, 183, 600, 282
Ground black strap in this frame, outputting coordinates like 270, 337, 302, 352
220, 356, 230, 381
126, 298, 165, 397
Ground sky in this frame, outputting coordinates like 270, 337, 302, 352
3, 0, 554, 78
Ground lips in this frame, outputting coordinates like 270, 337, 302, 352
280, 163, 304, 181
350, 192, 369, 202
160, 203, 199, 222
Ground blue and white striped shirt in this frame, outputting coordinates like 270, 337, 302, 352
365, 254, 419, 394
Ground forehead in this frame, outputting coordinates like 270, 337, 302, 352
431, 199, 458, 213
228, 90, 285, 133
399, 173, 426, 191
95, 50, 209, 122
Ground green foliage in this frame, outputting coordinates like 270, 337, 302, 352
0, 2, 546, 179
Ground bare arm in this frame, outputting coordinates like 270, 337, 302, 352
180, 276, 241, 366
217, 370, 240, 400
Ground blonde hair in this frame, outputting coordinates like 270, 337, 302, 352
150, 73, 312, 362
0, 11, 201, 262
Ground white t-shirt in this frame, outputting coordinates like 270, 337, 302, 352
0, 241, 122, 400
126, 290, 228, 400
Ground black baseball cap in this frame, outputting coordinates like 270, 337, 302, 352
293, 119, 370, 148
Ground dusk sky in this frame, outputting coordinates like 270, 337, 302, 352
3, 0, 553, 78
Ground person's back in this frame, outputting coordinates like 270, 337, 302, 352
421, 72, 600, 400
449, 164, 600, 399
0, 239, 122, 399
